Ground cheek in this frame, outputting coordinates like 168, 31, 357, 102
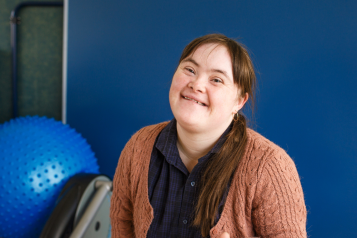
209, 89, 237, 111
170, 75, 187, 94
169, 81, 179, 100
169, 79, 182, 103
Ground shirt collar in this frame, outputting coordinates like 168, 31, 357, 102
155, 119, 179, 165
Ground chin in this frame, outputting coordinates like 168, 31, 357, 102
175, 114, 202, 131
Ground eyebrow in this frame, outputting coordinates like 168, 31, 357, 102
182, 57, 230, 79
182, 58, 199, 66
212, 69, 230, 79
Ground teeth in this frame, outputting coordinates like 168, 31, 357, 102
184, 96, 205, 106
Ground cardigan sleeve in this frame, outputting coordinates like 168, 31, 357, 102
110, 137, 136, 238
251, 150, 307, 238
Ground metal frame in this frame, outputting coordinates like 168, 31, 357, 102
62, 0, 68, 124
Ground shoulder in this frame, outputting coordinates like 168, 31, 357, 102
125, 121, 170, 148
247, 128, 286, 154
115, 121, 170, 178
246, 128, 291, 160
244, 128, 299, 179
118, 121, 169, 164
246, 128, 286, 155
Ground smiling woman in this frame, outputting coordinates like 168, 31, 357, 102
110, 34, 307, 238
169, 43, 248, 137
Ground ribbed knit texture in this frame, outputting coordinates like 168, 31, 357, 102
110, 122, 307, 238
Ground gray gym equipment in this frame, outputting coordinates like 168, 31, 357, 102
40, 174, 113, 238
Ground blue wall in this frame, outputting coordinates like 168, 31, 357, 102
67, 0, 357, 236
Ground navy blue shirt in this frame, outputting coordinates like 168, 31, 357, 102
147, 119, 232, 238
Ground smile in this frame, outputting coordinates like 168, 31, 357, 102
183, 96, 206, 106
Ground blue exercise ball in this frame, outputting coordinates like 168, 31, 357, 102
0, 116, 99, 238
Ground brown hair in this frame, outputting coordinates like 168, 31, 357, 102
178, 34, 256, 236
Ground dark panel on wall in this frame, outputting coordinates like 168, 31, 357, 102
67, 0, 357, 237
0, 0, 63, 123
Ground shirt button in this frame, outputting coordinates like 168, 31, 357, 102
191, 181, 195, 187
183, 219, 188, 224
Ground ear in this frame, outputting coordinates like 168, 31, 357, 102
233, 92, 249, 113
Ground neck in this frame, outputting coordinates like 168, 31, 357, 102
176, 121, 229, 162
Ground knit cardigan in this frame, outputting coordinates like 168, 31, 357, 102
110, 122, 307, 238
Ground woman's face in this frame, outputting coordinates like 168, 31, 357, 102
169, 43, 247, 134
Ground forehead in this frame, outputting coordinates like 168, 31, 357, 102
188, 44, 233, 74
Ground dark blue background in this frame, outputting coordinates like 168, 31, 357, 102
67, 0, 357, 236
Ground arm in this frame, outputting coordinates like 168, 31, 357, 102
110, 138, 136, 238
252, 151, 307, 238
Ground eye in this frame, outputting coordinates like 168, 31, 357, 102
212, 78, 223, 83
185, 67, 195, 74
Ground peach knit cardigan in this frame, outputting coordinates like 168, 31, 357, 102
110, 122, 307, 238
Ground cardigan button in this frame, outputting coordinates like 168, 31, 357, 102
212, 229, 217, 235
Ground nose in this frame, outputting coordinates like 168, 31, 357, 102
187, 76, 206, 93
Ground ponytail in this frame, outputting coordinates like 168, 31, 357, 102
192, 114, 248, 237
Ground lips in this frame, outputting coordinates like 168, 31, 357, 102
182, 95, 207, 106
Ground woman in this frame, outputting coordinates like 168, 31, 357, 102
110, 34, 307, 238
